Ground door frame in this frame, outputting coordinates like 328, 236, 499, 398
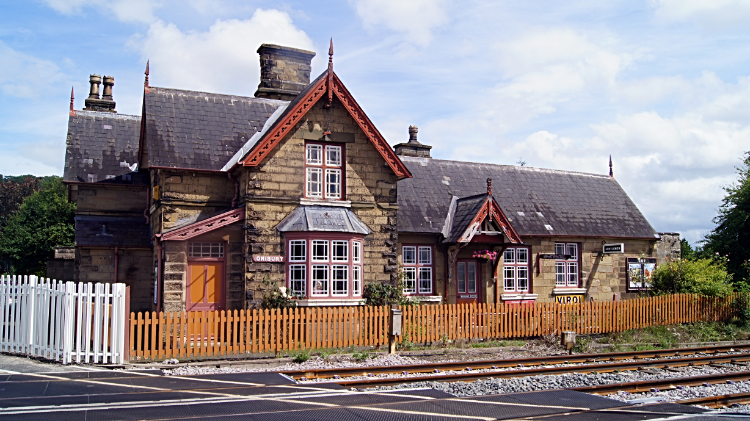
186, 243, 226, 312
456, 259, 482, 304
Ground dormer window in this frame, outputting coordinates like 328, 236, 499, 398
306, 142, 343, 200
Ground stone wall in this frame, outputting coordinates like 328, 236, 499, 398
73, 185, 147, 213
656, 232, 681, 264
155, 170, 235, 232
76, 247, 153, 312
241, 96, 399, 308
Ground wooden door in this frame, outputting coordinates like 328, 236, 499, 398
456, 260, 481, 304
187, 262, 224, 311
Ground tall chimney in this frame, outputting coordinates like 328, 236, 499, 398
394, 125, 432, 158
254, 44, 316, 101
84, 74, 116, 112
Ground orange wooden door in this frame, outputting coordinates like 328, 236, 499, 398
187, 262, 224, 311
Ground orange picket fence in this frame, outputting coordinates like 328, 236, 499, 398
129, 294, 737, 361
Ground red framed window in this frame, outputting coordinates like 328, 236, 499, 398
306, 142, 344, 200
401, 245, 433, 295
286, 233, 363, 299
555, 243, 580, 287
503, 247, 530, 292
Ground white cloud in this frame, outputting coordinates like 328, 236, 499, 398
652, 0, 750, 28
43, 0, 160, 24
348, 0, 451, 47
0, 42, 64, 99
128, 9, 315, 95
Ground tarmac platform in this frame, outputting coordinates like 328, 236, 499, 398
0, 370, 747, 420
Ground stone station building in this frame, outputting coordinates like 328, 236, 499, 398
62, 43, 678, 313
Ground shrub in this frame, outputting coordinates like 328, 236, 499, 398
292, 350, 310, 364
260, 277, 298, 309
650, 258, 733, 297
362, 282, 412, 306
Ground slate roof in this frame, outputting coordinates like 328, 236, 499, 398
398, 157, 658, 239
75, 216, 151, 247
63, 111, 142, 183
445, 194, 486, 243
277, 206, 371, 234
143, 87, 287, 170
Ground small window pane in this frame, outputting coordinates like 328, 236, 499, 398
418, 247, 431, 265
312, 240, 329, 261
403, 267, 416, 294
312, 265, 329, 296
326, 145, 342, 167
332, 265, 348, 295
517, 248, 528, 263
504, 266, 515, 291
306, 144, 322, 165
189, 242, 223, 258
503, 249, 515, 263
467, 262, 476, 293
518, 266, 529, 291
353, 241, 361, 263
325, 169, 341, 199
555, 262, 566, 286
567, 243, 578, 260
307, 168, 322, 198
332, 240, 348, 262
555, 243, 565, 256
289, 265, 306, 296
568, 262, 579, 286
289, 240, 306, 262
403, 246, 416, 264
353, 265, 361, 296
418, 267, 432, 294
457, 262, 466, 293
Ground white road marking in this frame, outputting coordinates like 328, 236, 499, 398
448, 397, 589, 410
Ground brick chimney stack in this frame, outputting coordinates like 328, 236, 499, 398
394, 125, 432, 158
84, 74, 116, 112
254, 44, 316, 101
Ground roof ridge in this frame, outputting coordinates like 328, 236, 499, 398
73, 110, 141, 120
147, 86, 289, 104
400, 156, 611, 179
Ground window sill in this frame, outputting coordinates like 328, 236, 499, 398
296, 298, 364, 307
406, 295, 442, 303
501, 293, 538, 301
300, 198, 351, 208
553, 288, 587, 295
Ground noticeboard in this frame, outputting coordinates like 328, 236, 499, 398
627, 257, 656, 291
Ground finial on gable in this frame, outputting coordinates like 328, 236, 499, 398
69, 86, 74, 111
487, 177, 492, 196
144, 60, 150, 88
325, 38, 334, 108
609, 155, 613, 178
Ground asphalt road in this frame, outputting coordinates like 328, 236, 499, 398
0, 353, 97, 374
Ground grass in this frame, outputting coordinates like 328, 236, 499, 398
470, 340, 526, 348
593, 321, 750, 352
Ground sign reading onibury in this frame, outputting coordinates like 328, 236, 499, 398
603, 243, 624, 254
253, 255, 284, 263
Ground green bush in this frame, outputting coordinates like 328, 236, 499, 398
650, 258, 733, 297
260, 277, 298, 309
362, 282, 412, 306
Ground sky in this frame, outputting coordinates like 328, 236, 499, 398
2, 0, 749, 246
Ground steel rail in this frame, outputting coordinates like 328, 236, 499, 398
572, 370, 750, 395
678, 392, 750, 408
282, 343, 750, 380
318, 354, 750, 388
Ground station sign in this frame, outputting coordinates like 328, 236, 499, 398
603, 243, 624, 254
253, 255, 284, 263
539, 254, 572, 259
555, 295, 584, 304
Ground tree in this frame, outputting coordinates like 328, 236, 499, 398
0, 177, 75, 276
680, 239, 696, 261
0, 175, 40, 230
650, 258, 733, 297
703, 152, 750, 285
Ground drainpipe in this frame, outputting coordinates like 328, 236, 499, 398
113, 246, 119, 283
155, 235, 163, 313
228, 172, 239, 208
144, 186, 151, 224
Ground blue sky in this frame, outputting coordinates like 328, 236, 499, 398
2, 0, 750, 245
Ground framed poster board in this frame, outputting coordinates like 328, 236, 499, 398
627, 257, 656, 291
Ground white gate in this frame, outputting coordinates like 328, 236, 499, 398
0, 275, 126, 364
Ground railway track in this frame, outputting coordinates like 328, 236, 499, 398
280, 343, 750, 388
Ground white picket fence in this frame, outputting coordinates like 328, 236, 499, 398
0, 275, 127, 364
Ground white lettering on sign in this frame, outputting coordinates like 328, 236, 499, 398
253, 255, 284, 263
603, 243, 624, 254
459, 295, 478, 299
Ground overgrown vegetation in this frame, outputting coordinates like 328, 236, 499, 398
291, 350, 310, 364
650, 258, 733, 297
0, 177, 75, 276
599, 321, 750, 352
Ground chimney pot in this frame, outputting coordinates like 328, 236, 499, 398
408, 125, 419, 144
254, 44, 316, 101
84, 74, 117, 113
101, 76, 114, 100
394, 125, 432, 158
87, 74, 101, 100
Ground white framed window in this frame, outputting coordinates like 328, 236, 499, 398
353, 265, 362, 296
189, 242, 224, 258
555, 243, 580, 287
289, 240, 306, 262
402, 246, 416, 264
418, 247, 431, 265
503, 247, 531, 292
332, 265, 349, 295
403, 267, 416, 293
312, 240, 329, 262
352, 241, 362, 263
418, 267, 432, 294
289, 265, 306, 296
332, 240, 348, 262
305, 143, 344, 200
311, 265, 329, 296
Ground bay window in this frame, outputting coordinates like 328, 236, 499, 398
306, 143, 343, 200
286, 235, 363, 299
